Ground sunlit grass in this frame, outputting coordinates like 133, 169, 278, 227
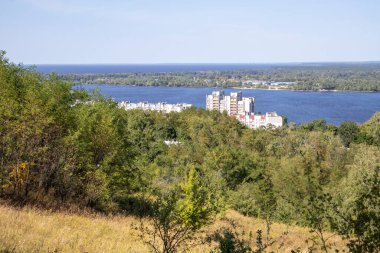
0, 205, 346, 252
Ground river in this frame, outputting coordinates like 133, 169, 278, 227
75, 84, 380, 125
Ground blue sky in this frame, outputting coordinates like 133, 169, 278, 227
1, 0, 380, 64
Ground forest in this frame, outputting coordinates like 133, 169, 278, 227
1, 51, 379, 252
58, 62, 380, 92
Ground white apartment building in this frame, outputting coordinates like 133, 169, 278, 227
119, 101, 192, 113
229, 92, 242, 115
238, 97, 255, 115
235, 112, 283, 129
206, 90, 283, 129
206, 91, 225, 112
206, 91, 254, 115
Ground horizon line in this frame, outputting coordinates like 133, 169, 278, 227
24, 60, 380, 66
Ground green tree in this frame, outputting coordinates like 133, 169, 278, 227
361, 112, 380, 146
332, 145, 380, 253
138, 166, 222, 253
338, 121, 359, 147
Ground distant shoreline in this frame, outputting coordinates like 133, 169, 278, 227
76, 83, 378, 93
231, 86, 378, 93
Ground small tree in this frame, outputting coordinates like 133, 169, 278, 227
4, 162, 30, 198
254, 176, 277, 247
138, 166, 221, 253
303, 192, 334, 253
211, 226, 252, 253
301, 156, 334, 253
211, 221, 287, 253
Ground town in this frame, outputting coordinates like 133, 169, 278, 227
118, 91, 283, 129
206, 91, 283, 129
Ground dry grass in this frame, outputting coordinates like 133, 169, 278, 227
198, 210, 346, 253
0, 205, 346, 252
0, 204, 147, 253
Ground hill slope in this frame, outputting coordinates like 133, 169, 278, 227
0, 204, 345, 253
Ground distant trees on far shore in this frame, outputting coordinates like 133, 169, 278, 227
58, 63, 380, 92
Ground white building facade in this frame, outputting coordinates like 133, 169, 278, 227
119, 101, 192, 113
206, 91, 283, 129
235, 112, 283, 129
206, 91, 255, 115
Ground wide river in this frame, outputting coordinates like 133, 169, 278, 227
76, 84, 380, 125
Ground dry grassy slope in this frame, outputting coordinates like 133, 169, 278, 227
0, 205, 346, 253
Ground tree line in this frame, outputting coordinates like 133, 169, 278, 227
1, 51, 379, 252
57, 63, 380, 91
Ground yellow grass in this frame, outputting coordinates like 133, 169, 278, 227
0, 204, 346, 252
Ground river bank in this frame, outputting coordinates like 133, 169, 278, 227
232, 86, 378, 93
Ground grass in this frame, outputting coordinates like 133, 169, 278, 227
0, 204, 346, 252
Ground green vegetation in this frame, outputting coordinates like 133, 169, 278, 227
59, 63, 380, 91
1, 51, 380, 252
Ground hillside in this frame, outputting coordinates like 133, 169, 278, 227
0, 205, 345, 253
1, 52, 379, 252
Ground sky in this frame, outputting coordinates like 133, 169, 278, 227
1, 0, 380, 64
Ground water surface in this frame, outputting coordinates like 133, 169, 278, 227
75, 85, 380, 125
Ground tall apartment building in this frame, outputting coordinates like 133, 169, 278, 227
238, 97, 255, 115
206, 91, 225, 111
206, 90, 283, 129
206, 91, 254, 115
229, 92, 242, 115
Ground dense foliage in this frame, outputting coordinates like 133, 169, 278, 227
59, 63, 380, 91
1, 52, 379, 252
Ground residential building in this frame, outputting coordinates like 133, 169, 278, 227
206, 91, 254, 115
234, 112, 283, 129
238, 97, 255, 115
206, 91, 224, 111
119, 101, 192, 113
229, 92, 242, 115
206, 90, 283, 129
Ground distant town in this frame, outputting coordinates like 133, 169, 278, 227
60, 62, 380, 92
118, 91, 283, 129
